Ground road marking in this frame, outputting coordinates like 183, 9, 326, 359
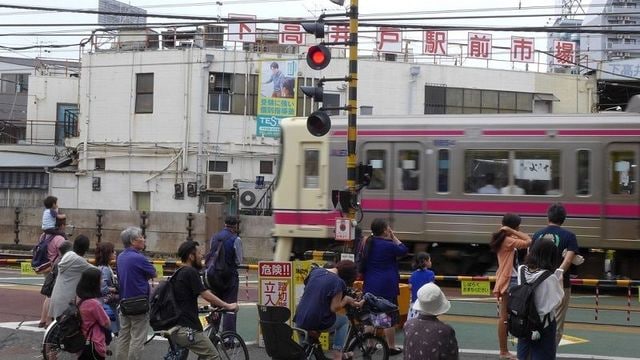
461, 349, 638, 360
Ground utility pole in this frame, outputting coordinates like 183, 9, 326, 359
346, 0, 358, 222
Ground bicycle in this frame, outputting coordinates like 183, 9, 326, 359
42, 319, 76, 360
299, 307, 390, 360
152, 306, 249, 360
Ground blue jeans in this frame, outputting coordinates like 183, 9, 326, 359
517, 319, 557, 360
327, 314, 349, 351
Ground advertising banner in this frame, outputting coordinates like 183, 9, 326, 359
256, 60, 298, 138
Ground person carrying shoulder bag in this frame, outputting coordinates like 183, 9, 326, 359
115, 227, 157, 360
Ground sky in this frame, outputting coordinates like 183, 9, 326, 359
0, 0, 597, 68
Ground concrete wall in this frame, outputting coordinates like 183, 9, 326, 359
0, 207, 274, 261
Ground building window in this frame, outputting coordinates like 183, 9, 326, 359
208, 160, 228, 172
135, 73, 154, 113
437, 149, 449, 193
260, 161, 273, 174
576, 150, 590, 196
1, 73, 28, 94
134, 192, 151, 212
323, 93, 341, 115
425, 85, 535, 114
208, 72, 258, 115
95, 158, 105, 170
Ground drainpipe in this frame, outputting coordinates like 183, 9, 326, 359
183, 47, 194, 171
198, 54, 214, 205
408, 66, 420, 115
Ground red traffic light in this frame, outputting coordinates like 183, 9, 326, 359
307, 45, 331, 70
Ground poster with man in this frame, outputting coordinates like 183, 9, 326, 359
256, 60, 298, 138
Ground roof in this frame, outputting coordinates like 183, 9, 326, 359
0, 56, 80, 69
0, 151, 68, 168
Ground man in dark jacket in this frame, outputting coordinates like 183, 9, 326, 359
205, 216, 243, 333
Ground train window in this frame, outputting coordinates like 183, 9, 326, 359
303, 149, 320, 188
366, 150, 387, 190
576, 150, 591, 195
609, 151, 635, 195
437, 149, 449, 193
464, 150, 509, 194
398, 150, 420, 191
513, 150, 561, 195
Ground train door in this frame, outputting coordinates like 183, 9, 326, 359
361, 142, 425, 238
603, 143, 640, 243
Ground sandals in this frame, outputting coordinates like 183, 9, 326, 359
388, 347, 403, 356
499, 354, 517, 360
38, 322, 47, 328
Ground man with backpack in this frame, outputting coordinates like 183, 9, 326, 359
204, 216, 243, 333
170, 241, 239, 359
532, 203, 580, 347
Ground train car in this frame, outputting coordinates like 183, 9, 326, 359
272, 112, 640, 279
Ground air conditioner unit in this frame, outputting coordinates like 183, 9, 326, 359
207, 172, 232, 189
239, 188, 269, 210
203, 25, 224, 48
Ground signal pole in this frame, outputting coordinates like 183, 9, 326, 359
346, 0, 358, 221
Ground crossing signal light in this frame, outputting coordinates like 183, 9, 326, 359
301, 20, 325, 39
300, 85, 323, 102
306, 45, 331, 70
306, 110, 332, 137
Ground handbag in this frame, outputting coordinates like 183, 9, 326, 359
40, 265, 58, 297
119, 295, 149, 316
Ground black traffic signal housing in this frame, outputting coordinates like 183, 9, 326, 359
300, 83, 331, 137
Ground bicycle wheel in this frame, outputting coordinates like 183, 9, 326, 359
346, 333, 389, 360
216, 331, 249, 360
41, 321, 76, 360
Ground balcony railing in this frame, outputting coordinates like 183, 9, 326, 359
0, 114, 79, 146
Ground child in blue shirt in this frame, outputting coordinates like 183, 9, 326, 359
42, 196, 66, 236
408, 252, 435, 319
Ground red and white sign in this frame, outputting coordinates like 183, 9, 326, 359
510, 36, 535, 63
329, 24, 350, 43
259, 261, 292, 277
423, 30, 447, 56
260, 279, 290, 306
227, 14, 256, 43
377, 27, 402, 53
279, 22, 305, 45
553, 40, 576, 65
468, 32, 492, 59
335, 218, 353, 241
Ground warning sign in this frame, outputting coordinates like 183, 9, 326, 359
461, 280, 491, 296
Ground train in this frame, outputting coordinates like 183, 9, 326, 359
271, 112, 640, 279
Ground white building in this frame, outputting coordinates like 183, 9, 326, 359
46, 28, 595, 213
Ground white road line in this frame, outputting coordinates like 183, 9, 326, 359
461, 349, 639, 360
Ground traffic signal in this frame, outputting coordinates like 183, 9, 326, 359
306, 45, 332, 70
300, 83, 331, 136
306, 110, 332, 137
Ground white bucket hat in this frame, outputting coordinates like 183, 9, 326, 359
412, 283, 451, 316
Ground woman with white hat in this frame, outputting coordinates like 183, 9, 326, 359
403, 283, 459, 360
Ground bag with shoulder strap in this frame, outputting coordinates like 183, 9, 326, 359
57, 299, 88, 353
205, 235, 234, 293
31, 233, 56, 274
149, 267, 183, 331
507, 266, 552, 339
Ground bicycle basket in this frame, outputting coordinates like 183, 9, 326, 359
358, 309, 400, 328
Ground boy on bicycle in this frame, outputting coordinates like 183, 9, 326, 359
294, 260, 364, 360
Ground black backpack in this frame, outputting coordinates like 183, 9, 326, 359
31, 233, 55, 273
149, 267, 184, 331
507, 266, 552, 339
57, 299, 88, 353
205, 235, 234, 293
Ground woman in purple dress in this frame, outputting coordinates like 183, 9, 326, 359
361, 218, 408, 356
